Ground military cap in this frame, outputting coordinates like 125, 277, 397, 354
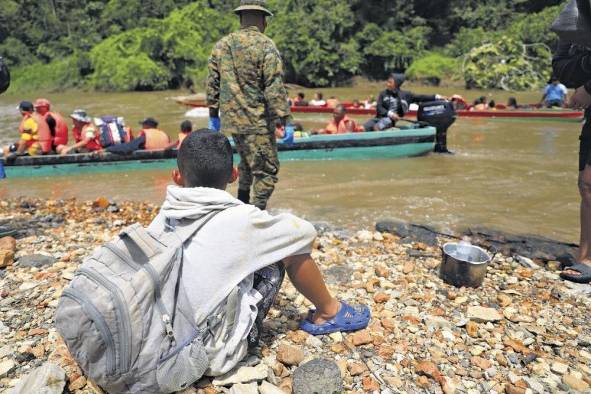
234, 0, 273, 17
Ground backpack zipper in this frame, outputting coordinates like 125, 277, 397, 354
78, 267, 132, 374
62, 288, 117, 376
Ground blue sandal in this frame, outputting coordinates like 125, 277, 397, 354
299, 302, 371, 336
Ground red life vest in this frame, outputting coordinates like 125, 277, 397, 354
45, 111, 69, 147
142, 129, 170, 150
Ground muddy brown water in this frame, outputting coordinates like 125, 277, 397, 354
0, 87, 583, 243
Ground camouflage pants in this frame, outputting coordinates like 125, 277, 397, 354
233, 133, 280, 209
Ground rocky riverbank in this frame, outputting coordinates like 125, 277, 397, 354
0, 198, 590, 394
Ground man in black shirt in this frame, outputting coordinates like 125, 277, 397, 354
553, 41, 591, 283
364, 73, 442, 131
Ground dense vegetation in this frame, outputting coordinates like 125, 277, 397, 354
0, 0, 566, 92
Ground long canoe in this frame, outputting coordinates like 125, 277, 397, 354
1, 126, 436, 178
174, 96, 583, 122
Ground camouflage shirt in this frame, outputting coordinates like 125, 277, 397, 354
207, 26, 290, 135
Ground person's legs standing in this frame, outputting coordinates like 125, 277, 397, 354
233, 134, 254, 204
250, 133, 280, 210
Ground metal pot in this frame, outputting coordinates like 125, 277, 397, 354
440, 243, 493, 288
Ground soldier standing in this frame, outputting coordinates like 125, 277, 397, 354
207, 0, 290, 210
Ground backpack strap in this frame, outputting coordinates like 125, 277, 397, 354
120, 224, 161, 259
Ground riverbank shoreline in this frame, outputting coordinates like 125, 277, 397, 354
0, 197, 590, 393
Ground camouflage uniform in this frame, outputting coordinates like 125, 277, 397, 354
207, 26, 290, 209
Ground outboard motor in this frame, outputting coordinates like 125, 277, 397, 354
417, 100, 457, 154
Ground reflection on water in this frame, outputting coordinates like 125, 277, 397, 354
0, 89, 583, 243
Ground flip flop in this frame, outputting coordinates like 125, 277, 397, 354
299, 302, 371, 336
560, 263, 591, 284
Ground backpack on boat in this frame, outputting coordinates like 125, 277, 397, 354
55, 211, 226, 394
0, 57, 10, 95
96, 116, 127, 148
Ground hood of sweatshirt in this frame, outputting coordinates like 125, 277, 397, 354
159, 185, 241, 221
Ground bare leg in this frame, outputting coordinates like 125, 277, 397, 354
283, 254, 340, 324
565, 167, 591, 276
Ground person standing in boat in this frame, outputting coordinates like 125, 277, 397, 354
364, 73, 443, 132
207, 0, 290, 210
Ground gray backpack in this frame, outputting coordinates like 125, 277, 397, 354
55, 212, 223, 393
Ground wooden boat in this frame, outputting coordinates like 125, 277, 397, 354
1, 126, 436, 178
174, 96, 583, 122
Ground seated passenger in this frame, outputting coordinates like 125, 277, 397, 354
351, 99, 362, 109
316, 105, 363, 134
507, 97, 520, 110
450, 95, 468, 110
541, 77, 568, 108
34, 98, 69, 151
326, 96, 340, 108
293, 92, 308, 107
177, 120, 193, 147
364, 96, 377, 109
488, 100, 497, 110
309, 92, 327, 107
364, 74, 441, 131
2, 101, 52, 157
58, 110, 101, 155
106, 117, 170, 154
471, 96, 488, 111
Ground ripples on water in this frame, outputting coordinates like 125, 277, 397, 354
0, 89, 583, 243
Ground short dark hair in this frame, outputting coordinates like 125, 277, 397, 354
180, 120, 192, 133
177, 129, 233, 189
298, 92, 305, 99
334, 104, 346, 114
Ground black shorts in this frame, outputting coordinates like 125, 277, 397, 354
580, 122, 591, 171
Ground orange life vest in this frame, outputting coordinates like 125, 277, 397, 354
19, 112, 52, 154
323, 115, 363, 135
177, 132, 191, 146
142, 129, 170, 150
45, 111, 69, 147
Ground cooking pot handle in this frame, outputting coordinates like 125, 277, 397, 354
486, 245, 502, 264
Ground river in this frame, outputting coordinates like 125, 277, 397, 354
0, 85, 583, 243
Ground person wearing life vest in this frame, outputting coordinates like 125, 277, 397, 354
58, 110, 101, 155
314, 104, 364, 135
164, 120, 193, 150
105, 117, 170, 154
2, 101, 52, 157
34, 98, 69, 151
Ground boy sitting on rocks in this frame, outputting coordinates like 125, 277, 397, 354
148, 129, 370, 376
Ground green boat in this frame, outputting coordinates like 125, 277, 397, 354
1, 126, 436, 178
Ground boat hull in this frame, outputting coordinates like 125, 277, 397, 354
2, 127, 435, 178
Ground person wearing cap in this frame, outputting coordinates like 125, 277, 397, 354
104, 117, 170, 155
2, 101, 51, 157
364, 73, 443, 132
206, 0, 290, 210
58, 110, 101, 155
34, 99, 69, 151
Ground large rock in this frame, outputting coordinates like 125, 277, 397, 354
212, 364, 268, 386
467, 306, 503, 323
0, 250, 14, 268
292, 359, 343, 394
11, 363, 66, 394
0, 236, 16, 253
562, 374, 590, 392
375, 220, 438, 246
276, 344, 305, 366
0, 359, 15, 378
17, 254, 57, 268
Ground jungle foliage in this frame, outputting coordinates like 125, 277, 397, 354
0, 0, 567, 91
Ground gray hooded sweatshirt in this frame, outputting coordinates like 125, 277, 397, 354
148, 186, 316, 375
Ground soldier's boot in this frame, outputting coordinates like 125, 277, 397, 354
238, 189, 250, 204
